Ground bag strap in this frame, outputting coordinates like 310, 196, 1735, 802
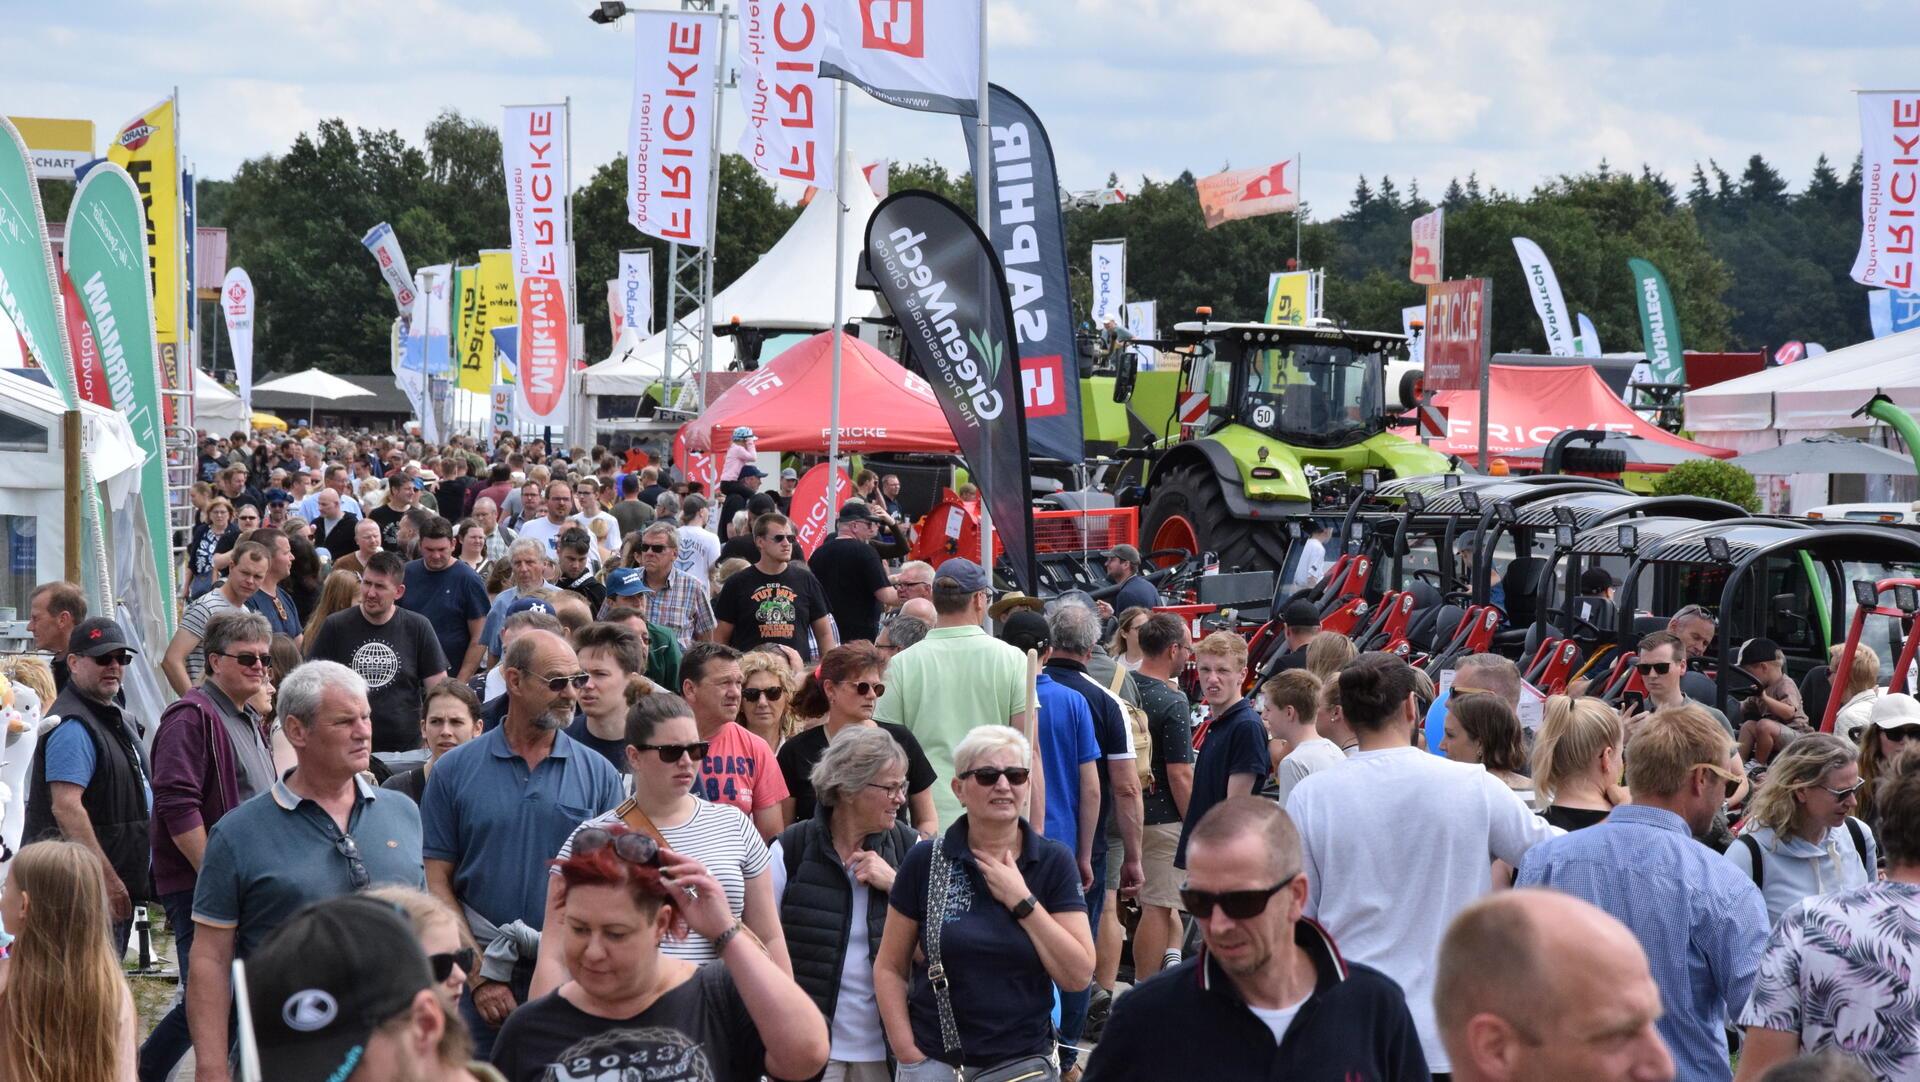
614, 798, 668, 849
1737, 833, 1765, 889
1107, 664, 1129, 696
925, 841, 964, 1058
1846, 816, 1872, 877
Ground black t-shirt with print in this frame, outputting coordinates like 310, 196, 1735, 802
369, 503, 407, 550
306, 606, 448, 753
489, 963, 767, 1082
711, 563, 833, 661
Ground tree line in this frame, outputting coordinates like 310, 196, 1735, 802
101, 110, 1872, 376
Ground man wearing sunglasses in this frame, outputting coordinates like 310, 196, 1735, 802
1517, 704, 1768, 1082
627, 521, 717, 650
1631, 632, 1731, 736
712, 511, 837, 663
1083, 798, 1427, 1080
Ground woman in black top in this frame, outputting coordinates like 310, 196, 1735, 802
1531, 695, 1629, 831
283, 533, 323, 625
381, 681, 482, 803
187, 499, 237, 598
776, 644, 938, 836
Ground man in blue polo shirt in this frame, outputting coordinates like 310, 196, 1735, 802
422, 627, 624, 1055
1177, 631, 1268, 870
187, 660, 424, 1081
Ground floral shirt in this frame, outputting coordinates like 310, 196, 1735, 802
1740, 880, 1920, 1077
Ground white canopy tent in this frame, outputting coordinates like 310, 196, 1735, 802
583, 163, 884, 398
193, 372, 250, 433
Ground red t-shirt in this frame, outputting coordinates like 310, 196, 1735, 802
696, 721, 788, 818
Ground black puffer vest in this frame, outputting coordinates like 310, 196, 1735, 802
775, 804, 918, 1024
25, 686, 153, 899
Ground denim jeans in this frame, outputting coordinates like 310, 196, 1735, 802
458, 960, 534, 1060
1054, 845, 1108, 1070
137, 890, 198, 1082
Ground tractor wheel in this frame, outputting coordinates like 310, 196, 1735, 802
1140, 461, 1286, 574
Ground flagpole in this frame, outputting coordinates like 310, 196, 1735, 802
973, 2, 993, 600
826, 81, 850, 515
1294, 152, 1302, 268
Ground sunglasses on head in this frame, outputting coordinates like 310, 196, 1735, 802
742, 686, 784, 703
212, 650, 270, 669
636, 741, 711, 763
639, 542, 672, 554
1634, 661, 1673, 676
572, 827, 662, 868
524, 671, 592, 693
964, 766, 1031, 787
429, 947, 476, 983
1180, 873, 1299, 920
1689, 760, 1744, 800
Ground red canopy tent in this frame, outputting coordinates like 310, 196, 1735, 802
682, 332, 958, 454
1428, 364, 1731, 461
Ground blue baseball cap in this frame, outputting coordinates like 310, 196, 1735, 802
606, 567, 647, 597
935, 557, 989, 593
506, 595, 555, 618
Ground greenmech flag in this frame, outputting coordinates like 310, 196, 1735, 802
960, 84, 1083, 464
865, 189, 1036, 594
65, 162, 177, 617
1628, 258, 1686, 385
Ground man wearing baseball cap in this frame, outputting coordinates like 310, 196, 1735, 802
1267, 599, 1323, 674
872, 557, 1030, 826
245, 894, 501, 1081
808, 500, 899, 645
1105, 543, 1159, 615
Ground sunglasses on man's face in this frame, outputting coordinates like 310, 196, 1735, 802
762, 533, 794, 544
636, 741, 711, 763
429, 948, 476, 983
742, 686, 785, 703
1634, 661, 1673, 676
964, 766, 1031, 787
639, 543, 672, 554
88, 650, 137, 668
1181, 873, 1299, 921
524, 671, 591, 693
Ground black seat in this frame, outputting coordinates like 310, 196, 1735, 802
1501, 556, 1544, 626
1570, 595, 1618, 637
1631, 614, 1668, 640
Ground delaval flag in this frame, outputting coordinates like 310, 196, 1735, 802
221, 267, 255, 416
1869, 289, 1920, 339
1089, 240, 1126, 326
65, 162, 177, 618
738, 0, 835, 187
1851, 92, 1920, 290
1628, 257, 1686, 385
1512, 236, 1575, 357
865, 190, 1036, 593
819, 0, 981, 115
961, 85, 1084, 464
1196, 158, 1299, 229
619, 250, 654, 338
1409, 207, 1443, 285
104, 98, 182, 393
504, 105, 573, 426
361, 222, 417, 314
630, 11, 720, 247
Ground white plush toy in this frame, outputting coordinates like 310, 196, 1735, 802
0, 673, 43, 881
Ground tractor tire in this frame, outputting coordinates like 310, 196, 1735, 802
1140, 461, 1287, 574
1560, 445, 1628, 475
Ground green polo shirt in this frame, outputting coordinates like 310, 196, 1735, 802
873, 625, 1027, 826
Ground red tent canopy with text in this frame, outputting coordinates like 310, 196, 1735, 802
1429, 363, 1731, 460
684, 331, 959, 454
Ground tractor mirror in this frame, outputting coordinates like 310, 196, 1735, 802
1443, 473, 1463, 489
1362, 470, 1379, 493
1111, 350, 1137, 403
1899, 585, 1920, 614
1855, 580, 1880, 608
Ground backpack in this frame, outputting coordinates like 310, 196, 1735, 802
1108, 665, 1156, 789
1736, 817, 1872, 888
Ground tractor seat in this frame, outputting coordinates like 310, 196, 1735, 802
1571, 595, 1618, 638
1417, 603, 1467, 655
1631, 614, 1669, 640
1401, 581, 1443, 648
1501, 557, 1545, 627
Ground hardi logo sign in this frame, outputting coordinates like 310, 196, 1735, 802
1020, 355, 1066, 418
861, 0, 924, 56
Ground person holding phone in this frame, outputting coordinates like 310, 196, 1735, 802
1624, 631, 1732, 741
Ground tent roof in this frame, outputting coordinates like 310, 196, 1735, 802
1430, 363, 1731, 460
1685, 328, 1920, 432
193, 372, 249, 433
687, 332, 956, 454
583, 157, 883, 397
0, 368, 145, 491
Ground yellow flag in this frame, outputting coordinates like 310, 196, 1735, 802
478, 250, 518, 384
106, 98, 181, 387
1265, 270, 1311, 326
454, 264, 488, 394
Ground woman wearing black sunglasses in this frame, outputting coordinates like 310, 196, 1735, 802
1725, 733, 1879, 926
875, 726, 1094, 1080
1857, 693, 1920, 839
366, 885, 481, 1004
777, 644, 939, 837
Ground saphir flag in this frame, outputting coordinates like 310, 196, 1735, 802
961, 85, 1083, 465
865, 190, 1036, 594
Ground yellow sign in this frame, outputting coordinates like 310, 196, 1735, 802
105, 99, 180, 381
1265, 270, 1312, 326
7, 116, 93, 179
454, 264, 487, 394
478, 250, 518, 384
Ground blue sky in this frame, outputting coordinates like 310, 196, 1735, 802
7, 0, 1920, 213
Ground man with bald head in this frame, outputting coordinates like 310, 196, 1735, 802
898, 596, 937, 625
1437, 889, 1674, 1082
1083, 797, 1426, 1080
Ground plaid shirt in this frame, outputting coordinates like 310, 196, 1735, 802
634, 569, 716, 647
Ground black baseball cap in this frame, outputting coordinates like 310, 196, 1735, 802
838, 500, 880, 525
1282, 599, 1322, 629
245, 895, 433, 1082
1000, 610, 1051, 653
1736, 637, 1784, 667
1579, 567, 1617, 595
68, 618, 136, 658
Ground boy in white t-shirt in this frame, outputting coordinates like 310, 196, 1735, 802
1260, 668, 1346, 805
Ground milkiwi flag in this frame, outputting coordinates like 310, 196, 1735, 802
865, 190, 1036, 594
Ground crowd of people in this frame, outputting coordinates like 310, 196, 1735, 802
4, 424, 1918, 1081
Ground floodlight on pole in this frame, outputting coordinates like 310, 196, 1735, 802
589, 2, 630, 24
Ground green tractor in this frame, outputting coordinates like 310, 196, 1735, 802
1119, 319, 1453, 572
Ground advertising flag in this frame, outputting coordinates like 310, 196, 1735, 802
1423, 279, 1491, 392
1124, 299, 1158, 368
361, 222, 417, 314
865, 190, 1036, 593
0, 118, 77, 404
1868, 289, 1920, 338
1575, 312, 1602, 357
1773, 341, 1806, 366
1410, 207, 1443, 285
1627, 257, 1686, 385
478, 249, 518, 382
60, 270, 111, 407
738, 0, 835, 187
818, 0, 982, 114
7, 116, 94, 180
1265, 270, 1313, 326
455, 264, 492, 394
630, 11, 720, 247
1851, 92, 1920, 289
221, 267, 255, 415
104, 98, 182, 394
504, 105, 574, 426
1090, 240, 1125, 325
789, 461, 854, 557
961, 85, 1083, 463
619, 250, 653, 338
868, 157, 891, 198
1512, 236, 1575, 357
65, 162, 176, 617
1196, 159, 1299, 229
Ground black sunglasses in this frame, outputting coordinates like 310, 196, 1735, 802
212, 650, 270, 669
964, 767, 1032, 787
429, 948, 476, 983
89, 650, 137, 668
844, 681, 886, 697
1883, 727, 1917, 743
573, 827, 662, 867
639, 542, 671, 554
1181, 873, 1299, 920
636, 741, 711, 763
763, 533, 794, 544
742, 686, 785, 703
333, 833, 370, 891
523, 670, 592, 692
1634, 661, 1673, 676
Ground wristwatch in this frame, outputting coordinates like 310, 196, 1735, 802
1011, 895, 1040, 921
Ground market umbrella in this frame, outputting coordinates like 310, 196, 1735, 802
1729, 435, 1919, 476
251, 368, 374, 428
1504, 433, 1715, 468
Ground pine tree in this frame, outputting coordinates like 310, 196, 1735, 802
1442, 177, 1466, 208
1741, 154, 1789, 205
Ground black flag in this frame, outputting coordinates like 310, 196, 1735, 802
865, 190, 1036, 594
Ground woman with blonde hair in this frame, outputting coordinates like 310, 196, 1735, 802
0, 840, 138, 1081
1304, 631, 1357, 683
362, 885, 480, 1004
301, 568, 361, 648
1854, 692, 1920, 844
1531, 695, 1628, 831
1107, 606, 1151, 670
1828, 643, 1884, 743
737, 649, 798, 750
1725, 733, 1878, 925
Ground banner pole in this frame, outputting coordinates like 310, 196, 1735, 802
1478, 283, 1493, 472
826, 81, 849, 515
974, 2, 993, 605
700, 8, 730, 387
566, 96, 581, 447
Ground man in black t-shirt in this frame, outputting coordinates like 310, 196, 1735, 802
306, 551, 448, 753
1133, 611, 1198, 983
712, 511, 837, 661
368, 477, 420, 550
553, 527, 607, 610
807, 501, 898, 644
